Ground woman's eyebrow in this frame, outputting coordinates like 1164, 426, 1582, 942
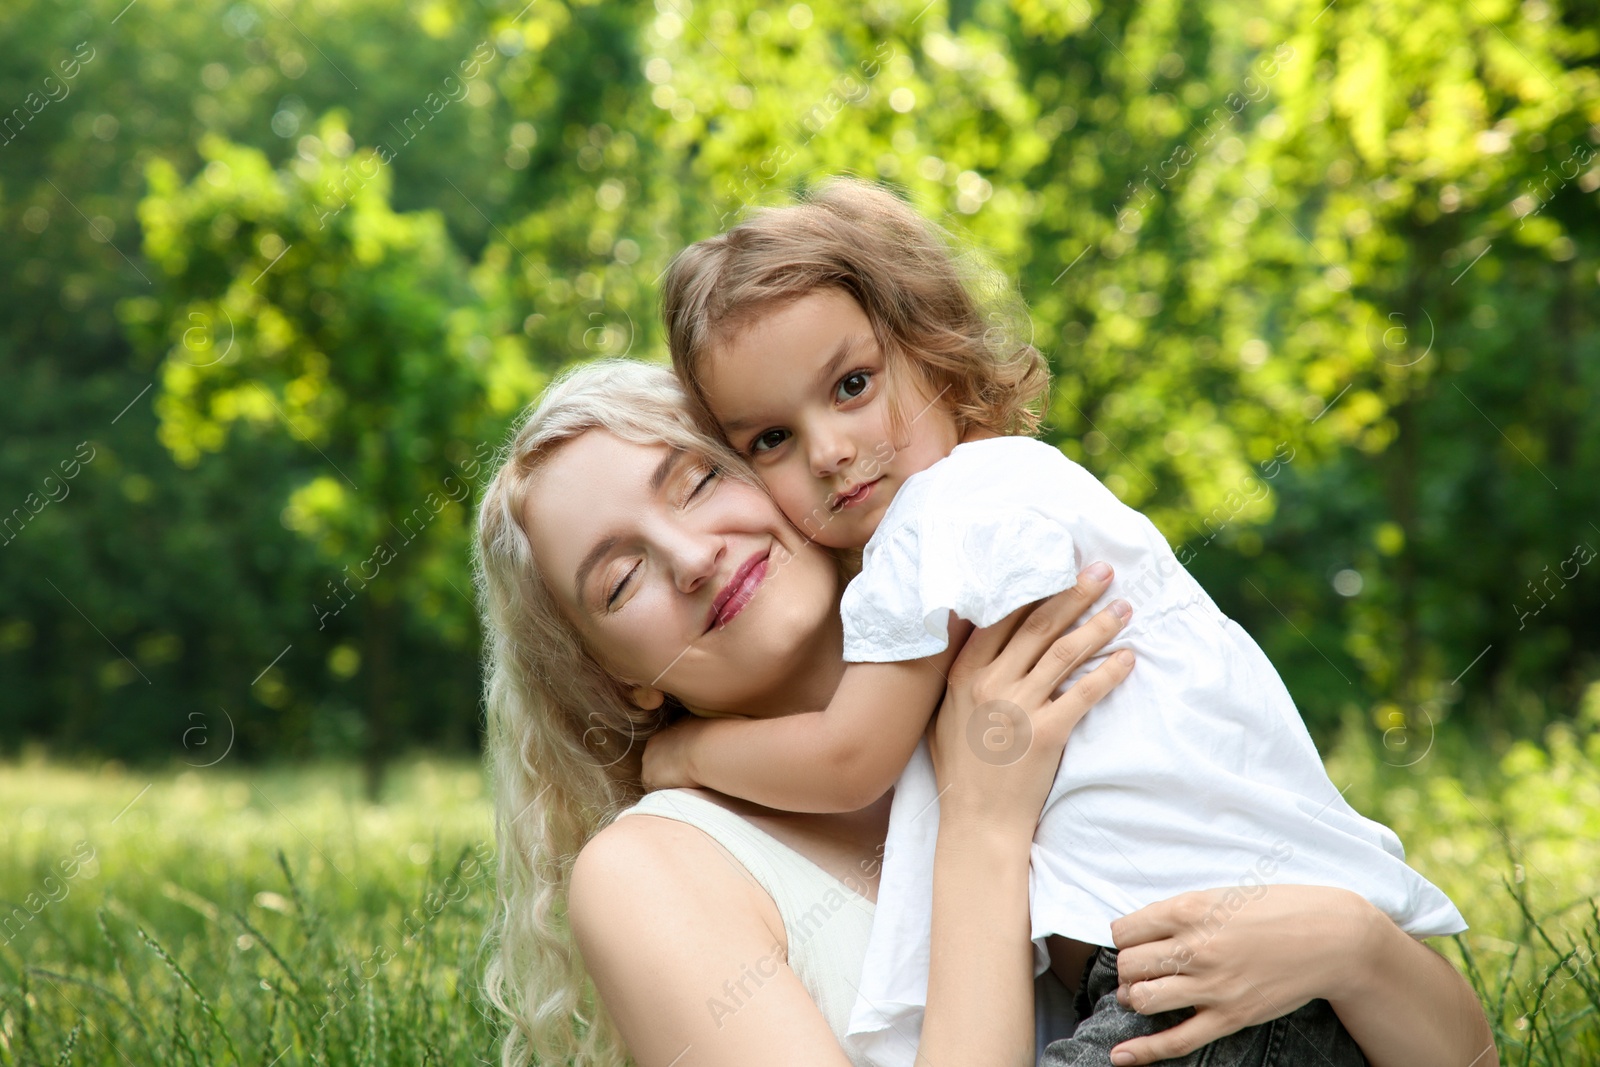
649, 447, 687, 491
573, 449, 687, 604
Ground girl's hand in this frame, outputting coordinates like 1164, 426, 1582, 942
1105, 884, 1376, 1065
641, 717, 705, 793
927, 562, 1134, 837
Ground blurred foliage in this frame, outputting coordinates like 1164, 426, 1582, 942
1, 0, 1598, 783
1327, 682, 1600, 1060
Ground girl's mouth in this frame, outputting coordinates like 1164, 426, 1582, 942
831, 478, 881, 511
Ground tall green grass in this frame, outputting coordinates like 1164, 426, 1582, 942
0, 758, 499, 1065
1326, 697, 1600, 1065
3, 708, 1598, 1065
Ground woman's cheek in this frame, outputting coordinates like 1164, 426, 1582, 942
601, 616, 672, 686
649, 587, 703, 658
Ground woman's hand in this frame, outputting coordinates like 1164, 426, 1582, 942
927, 562, 1134, 838
1105, 885, 1375, 1065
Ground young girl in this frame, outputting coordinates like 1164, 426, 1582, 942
645, 179, 1465, 1066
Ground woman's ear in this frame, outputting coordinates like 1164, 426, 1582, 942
627, 685, 666, 711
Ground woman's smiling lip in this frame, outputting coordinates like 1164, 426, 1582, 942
707, 550, 770, 631
830, 477, 882, 511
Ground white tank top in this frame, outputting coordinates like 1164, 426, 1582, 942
611, 788, 1080, 1062
613, 788, 878, 1065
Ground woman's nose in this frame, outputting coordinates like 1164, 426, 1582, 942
666, 526, 723, 596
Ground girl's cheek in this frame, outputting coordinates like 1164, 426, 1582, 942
775, 478, 820, 526
751, 469, 792, 508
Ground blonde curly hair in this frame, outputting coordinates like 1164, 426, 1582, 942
475, 358, 754, 1067
661, 176, 1049, 446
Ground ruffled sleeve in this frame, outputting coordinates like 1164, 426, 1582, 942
840, 452, 1081, 663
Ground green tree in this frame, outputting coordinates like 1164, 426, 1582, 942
3, 0, 1596, 769
127, 118, 520, 794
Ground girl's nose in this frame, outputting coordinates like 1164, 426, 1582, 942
808, 426, 856, 478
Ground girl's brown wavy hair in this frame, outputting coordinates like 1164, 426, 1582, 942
661, 177, 1049, 446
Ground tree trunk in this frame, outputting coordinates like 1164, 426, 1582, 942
362, 592, 395, 801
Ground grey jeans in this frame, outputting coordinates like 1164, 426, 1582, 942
1038, 948, 1368, 1066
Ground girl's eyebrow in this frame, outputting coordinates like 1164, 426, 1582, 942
721, 333, 872, 434
810, 333, 869, 392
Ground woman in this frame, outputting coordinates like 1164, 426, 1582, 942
475, 359, 1495, 1067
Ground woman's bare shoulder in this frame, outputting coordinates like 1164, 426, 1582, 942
569, 806, 781, 944
572, 809, 715, 890
567, 806, 847, 1065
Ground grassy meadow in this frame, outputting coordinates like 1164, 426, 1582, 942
1326, 701, 1600, 1065
4, 706, 1600, 1065
1, 757, 500, 1065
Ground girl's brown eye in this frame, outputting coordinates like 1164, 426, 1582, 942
750, 429, 790, 453
836, 371, 871, 402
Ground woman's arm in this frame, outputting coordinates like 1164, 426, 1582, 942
919, 571, 1134, 1066
1330, 904, 1497, 1067
1106, 885, 1497, 1067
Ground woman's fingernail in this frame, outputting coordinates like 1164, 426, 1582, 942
1085, 561, 1112, 581
1111, 1052, 1136, 1066
1111, 598, 1131, 619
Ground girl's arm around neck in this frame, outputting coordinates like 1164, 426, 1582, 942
642, 630, 968, 813
578, 567, 1132, 1067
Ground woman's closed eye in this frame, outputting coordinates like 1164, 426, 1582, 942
605, 464, 719, 611
605, 562, 638, 609
682, 462, 719, 503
